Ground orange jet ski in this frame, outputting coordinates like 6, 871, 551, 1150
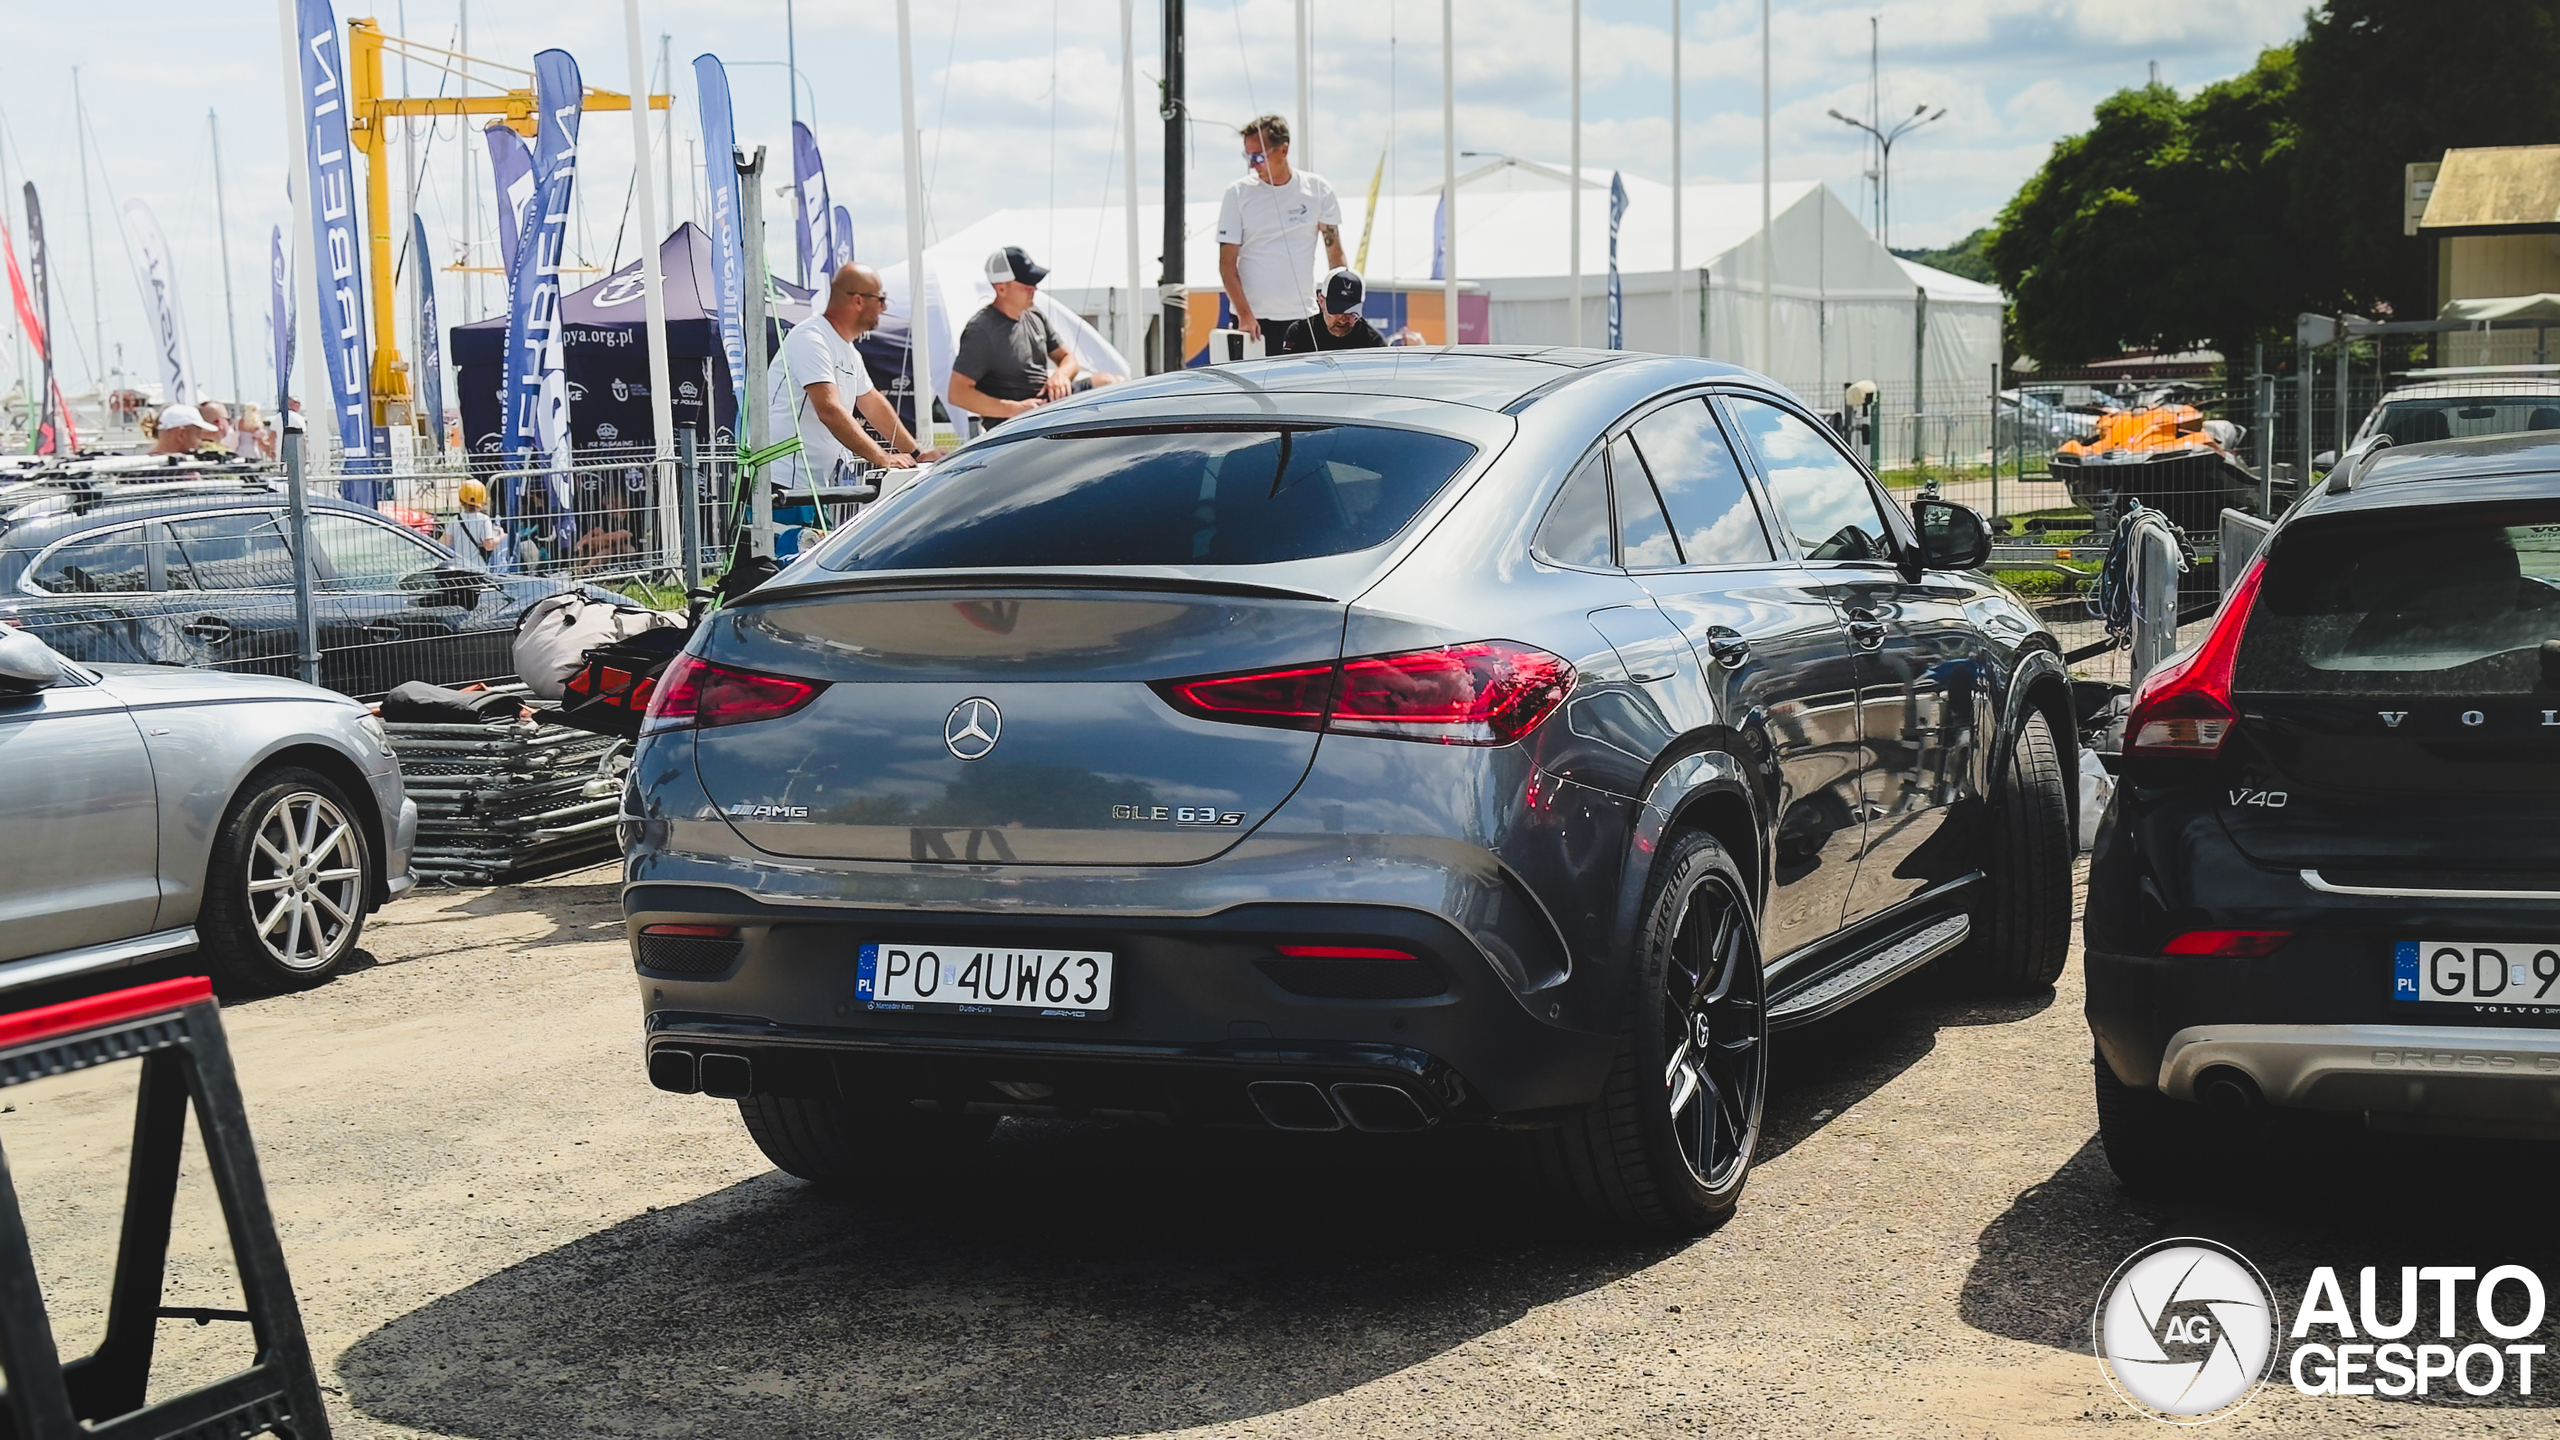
2050, 403, 2277, 528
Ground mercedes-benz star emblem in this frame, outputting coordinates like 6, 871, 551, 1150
944, 698, 1002, 761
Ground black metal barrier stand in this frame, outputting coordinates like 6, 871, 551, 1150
0, 976, 330, 1439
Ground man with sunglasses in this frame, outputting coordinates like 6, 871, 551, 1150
1216, 114, 1343, 357
768, 262, 938, 501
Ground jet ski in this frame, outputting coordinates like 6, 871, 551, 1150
2049, 403, 2281, 529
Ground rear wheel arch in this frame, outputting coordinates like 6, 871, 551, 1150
1662, 788, 1764, 919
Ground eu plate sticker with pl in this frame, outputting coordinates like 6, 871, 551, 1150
857, 943, 879, 1003
2394, 941, 2420, 1001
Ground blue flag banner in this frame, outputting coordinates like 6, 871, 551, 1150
1606, 171, 1628, 352
791, 121, 833, 287
832, 204, 854, 270
296, 0, 378, 469
485, 121, 535, 279
694, 54, 747, 422
501, 48, 583, 555
269, 224, 293, 416
411, 212, 444, 454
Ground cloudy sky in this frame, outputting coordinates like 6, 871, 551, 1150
4, 0, 2302, 399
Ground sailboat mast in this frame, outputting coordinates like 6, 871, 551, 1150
212, 110, 245, 406
72, 66, 107, 400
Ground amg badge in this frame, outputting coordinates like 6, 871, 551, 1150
726, 802, 811, 820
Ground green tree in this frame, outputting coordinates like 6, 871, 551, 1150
1893, 229, 1996, 285
2292, 0, 2560, 319
1986, 50, 2313, 365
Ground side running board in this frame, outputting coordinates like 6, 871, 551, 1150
1767, 914, 1970, 1030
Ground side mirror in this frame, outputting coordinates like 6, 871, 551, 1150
2312, 449, 2337, 473
0, 629, 67, 695
1911, 498, 1992, 571
402, 566, 494, 607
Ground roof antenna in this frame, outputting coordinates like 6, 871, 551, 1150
2332, 432, 2393, 494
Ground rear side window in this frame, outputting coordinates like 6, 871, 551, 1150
28, 526, 148, 594
2237, 507, 2560, 695
1724, 396, 1896, 563
820, 425, 1477, 570
2371, 396, 2560, 445
1628, 400, 1774, 566
1609, 436, 1681, 569
1535, 450, 1614, 568
165, 512, 298, 591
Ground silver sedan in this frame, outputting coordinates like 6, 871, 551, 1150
0, 628, 417, 994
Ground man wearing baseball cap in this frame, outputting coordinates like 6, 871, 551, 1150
1275, 268, 1387, 354
949, 246, 1115, 431
149, 402, 224, 456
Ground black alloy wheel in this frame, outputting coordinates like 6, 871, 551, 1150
1660, 870, 1767, 1194
1535, 829, 1769, 1232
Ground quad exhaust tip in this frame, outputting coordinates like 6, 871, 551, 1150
647, 1048, 699, 1094
1246, 1079, 1434, 1132
697, 1052, 754, 1100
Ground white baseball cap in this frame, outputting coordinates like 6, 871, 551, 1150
158, 402, 213, 431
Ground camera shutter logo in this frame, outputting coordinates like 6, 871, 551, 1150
944, 698, 1002, 761
2094, 1238, 2279, 1424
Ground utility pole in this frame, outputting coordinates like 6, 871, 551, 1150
461, 0, 475, 320
660, 34, 675, 246
896, 0, 932, 440
1442, 0, 1456, 345
1121, 0, 1145, 371
72, 67, 106, 397
1295, 0, 1311, 175
1670, 0, 1682, 355
1569, 0, 1581, 347
1758, 0, 1771, 375
211, 111, 245, 407
1161, 0, 1186, 375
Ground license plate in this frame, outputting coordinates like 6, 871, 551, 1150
856, 943, 1114, 1019
2394, 940, 2560, 1015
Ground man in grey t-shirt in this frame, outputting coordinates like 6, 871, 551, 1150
949, 246, 1116, 431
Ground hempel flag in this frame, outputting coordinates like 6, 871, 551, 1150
296, 0, 377, 468
123, 197, 198, 408
693, 54, 748, 420
500, 46, 583, 553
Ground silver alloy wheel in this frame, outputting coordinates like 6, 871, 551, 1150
245, 790, 366, 972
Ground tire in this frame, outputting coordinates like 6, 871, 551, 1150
2093, 1051, 2208, 1197
1532, 830, 1769, 1233
1945, 708, 2073, 991
198, 767, 376, 993
737, 1094, 996, 1189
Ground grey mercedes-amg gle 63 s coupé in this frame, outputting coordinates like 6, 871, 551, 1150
623, 348, 2075, 1232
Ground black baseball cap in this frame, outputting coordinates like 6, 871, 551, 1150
985, 245, 1051, 287
1323, 267, 1365, 315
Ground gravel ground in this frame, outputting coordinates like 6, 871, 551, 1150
3, 858, 2554, 1437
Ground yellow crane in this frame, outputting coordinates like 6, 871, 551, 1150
344, 20, 669, 426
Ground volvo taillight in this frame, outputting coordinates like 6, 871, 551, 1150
640, 654, 828, 734
1154, 641, 1574, 746
2123, 556, 2266, 758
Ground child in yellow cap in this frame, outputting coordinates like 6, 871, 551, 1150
445, 479, 501, 571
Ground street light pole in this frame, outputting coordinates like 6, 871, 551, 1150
1826, 103, 1944, 251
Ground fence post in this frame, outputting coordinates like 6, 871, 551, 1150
2256, 370, 2275, 515
679, 426, 703, 593
283, 411, 319, 687
2333, 330, 2351, 457
2298, 343, 2315, 481
1988, 362, 2001, 524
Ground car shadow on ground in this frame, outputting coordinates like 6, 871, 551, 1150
338, 1121, 1681, 1440
1962, 1110, 2560, 1398
1759, 970, 2056, 1164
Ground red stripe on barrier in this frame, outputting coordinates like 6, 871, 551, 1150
0, 976, 213, 1052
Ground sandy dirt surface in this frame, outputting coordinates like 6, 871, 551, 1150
3, 859, 2553, 1437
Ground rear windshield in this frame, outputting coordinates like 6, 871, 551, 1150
818, 424, 1478, 571
2236, 504, 2560, 695
2369, 396, 2560, 446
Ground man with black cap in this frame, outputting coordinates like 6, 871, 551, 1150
1274, 268, 1387, 353
950, 245, 1115, 431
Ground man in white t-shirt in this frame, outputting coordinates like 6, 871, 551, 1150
766, 262, 940, 495
1215, 115, 1344, 356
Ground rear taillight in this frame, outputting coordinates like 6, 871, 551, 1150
2124, 555, 2266, 758
640, 654, 828, 734
1154, 641, 1574, 746
2161, 930, 2291, 958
